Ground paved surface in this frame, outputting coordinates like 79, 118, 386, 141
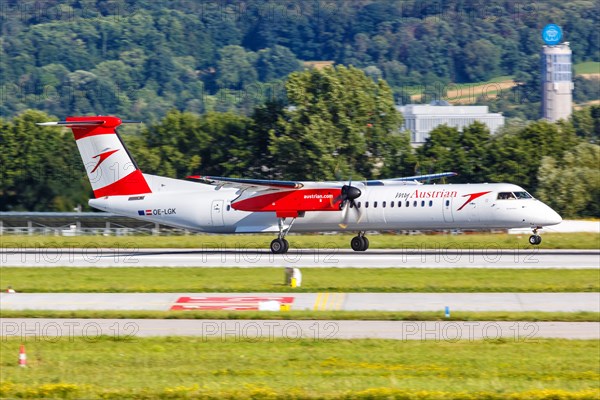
2, 292, 599, 312
2, 248, 599, 268
1, 318, 598, 340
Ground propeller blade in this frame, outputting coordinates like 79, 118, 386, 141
354, 202, 364, 224
338, 202, 350, 229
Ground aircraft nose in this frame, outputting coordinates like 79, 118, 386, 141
537, 202, 562, 226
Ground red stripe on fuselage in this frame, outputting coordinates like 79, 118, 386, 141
93, 170, 152, 198
233, 189, 343, 215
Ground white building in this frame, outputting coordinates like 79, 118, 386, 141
542, 43, 573, 122
397, 101, 505, 145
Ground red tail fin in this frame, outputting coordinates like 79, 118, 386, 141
39, 116, 151, 198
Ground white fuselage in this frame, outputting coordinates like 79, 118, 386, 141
88, 174, 562, 234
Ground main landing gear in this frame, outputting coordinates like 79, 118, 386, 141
529, 227, 542, 245
270, 218, 296, 254
351, 232, 369, 252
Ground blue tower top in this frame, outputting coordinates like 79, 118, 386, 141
542, 24, 563, 45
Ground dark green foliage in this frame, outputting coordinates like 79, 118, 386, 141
0, 110, 90, 211
0, 1, 597, 120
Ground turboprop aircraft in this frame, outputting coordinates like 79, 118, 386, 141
38, 116, 562, 253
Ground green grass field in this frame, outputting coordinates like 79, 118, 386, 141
2, 267, 598, 293
1, 337, 598, 399
2, 310, 597, 322
575, 61, 600, 75
3, 232, 599, 249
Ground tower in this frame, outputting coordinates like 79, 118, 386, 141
541, 42, 573, 122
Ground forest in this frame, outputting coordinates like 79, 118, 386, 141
0, 1, 599, 217
1, 0, 599, 121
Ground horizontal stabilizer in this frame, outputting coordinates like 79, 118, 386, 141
36, 120, 141, 127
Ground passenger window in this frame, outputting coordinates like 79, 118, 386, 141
421, 201, 425, 207
406, 201, 410, 207
445, 200, 450, 207
429, 200, 433, 207
390, 201, 394, 208
226, 205, 231, 211
357, 202, 361, 208
365, 202, 369, 208
398, 201, 402, 207
413, 201, 417, 207
374, 201, 378, 208
382, 201, 386, 208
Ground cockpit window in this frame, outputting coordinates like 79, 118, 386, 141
497, 191, 533, 200
514, 191, 533, 199
497, 192, 516, 200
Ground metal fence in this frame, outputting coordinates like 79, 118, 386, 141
0, 212, 191, 236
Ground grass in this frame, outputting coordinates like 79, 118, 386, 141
575, 61, 600, 75
1, 337, 598, 399
1, 309, 598, 322
2, 232, 599, 249
1, 267, 598, 293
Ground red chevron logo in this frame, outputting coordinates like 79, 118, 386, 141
457, 191, 492, 211
91, 148, 119, 173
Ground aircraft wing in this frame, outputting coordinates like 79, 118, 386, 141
385, 172, 458, 182
187, 172, 457, 190
187, 175, 304, 190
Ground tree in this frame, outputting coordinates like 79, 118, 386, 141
140, 110, 207, 177
255, 46, 302, 82
537, 143, 600, 217
461, 39, 501, 82
488, 120, 580, 191
215, 46, 258, 89
0, 110, 89, 211
269, 66, 404, 180
416, 122, 492, 183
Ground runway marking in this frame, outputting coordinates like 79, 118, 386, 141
314, 293, 346, 311
170, 296, 295, 311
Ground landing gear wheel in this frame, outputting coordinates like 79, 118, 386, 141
270, 238, 288, 254
529, 235, 542, 245
351, 236, 364, 251
351, 236, 369, 251
282, 239, 290, 253
361, 237, 369, 251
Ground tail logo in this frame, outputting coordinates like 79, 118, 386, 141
91, 148, 120, 173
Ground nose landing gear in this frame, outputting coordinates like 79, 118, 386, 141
529, 227, 542, 245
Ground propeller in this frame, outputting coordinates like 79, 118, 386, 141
334, 180, 363, 229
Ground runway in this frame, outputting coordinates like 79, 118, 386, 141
2, 248, 599, 268
1, 318, 598, 340
2, 292, 599, 312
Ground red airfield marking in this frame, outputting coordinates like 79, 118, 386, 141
170, 296, 295, 311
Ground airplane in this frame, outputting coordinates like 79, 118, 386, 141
37, 116, 562, 253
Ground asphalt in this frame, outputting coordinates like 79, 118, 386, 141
1, 248, 599, 268
1, 318, 598, 340
1, 292, 599, 312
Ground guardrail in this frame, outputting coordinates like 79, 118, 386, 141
0, 212, 191, 236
